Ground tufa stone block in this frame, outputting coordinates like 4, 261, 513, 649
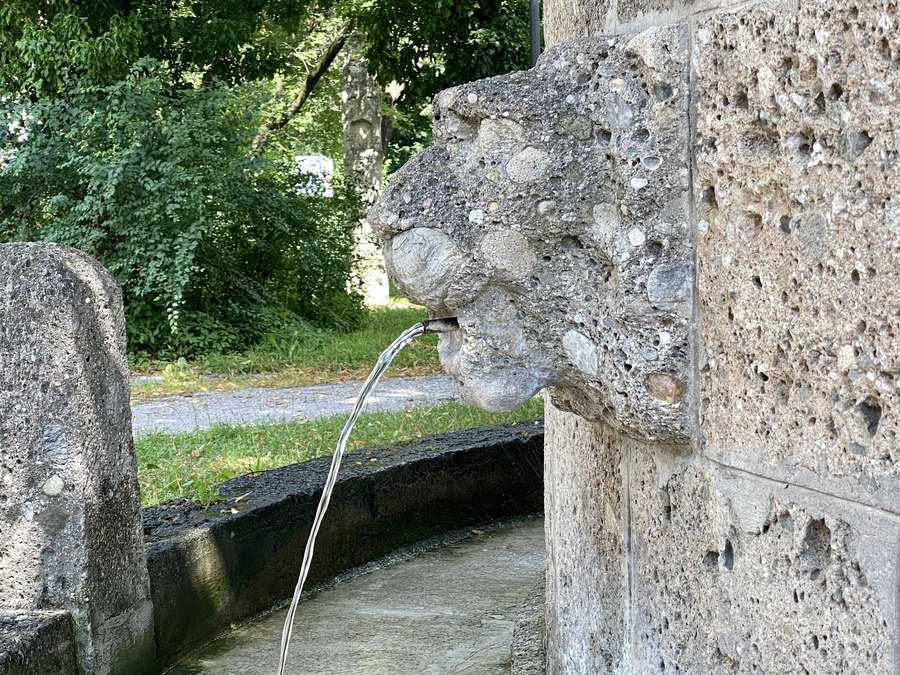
629, 447, 897, 673
694, 0, 900, 511
544, 401, 630, 674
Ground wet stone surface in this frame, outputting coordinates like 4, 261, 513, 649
167, 518, 545, 674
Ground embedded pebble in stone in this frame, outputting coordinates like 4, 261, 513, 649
469, 209, 485, 225
885, 195, 900, 234
838, 344, 856, 372
628, 228, 646, 247
467, 92, 479, 104
563, 330, 599, 378
42, 475, 64, 496
387, 228, 462, 307
647, 261, 692, 308
561, 115, 593, 140
646, 373, 685, 403
480, 230, 537, 281
507, 147, 551, 183
537, 200, 557, 216
631, 176, 649, 190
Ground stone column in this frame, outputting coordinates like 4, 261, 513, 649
368, 0, 899, 669
0, 243, 156, 673
541, 0, 900, 672
342, 34, 391, 306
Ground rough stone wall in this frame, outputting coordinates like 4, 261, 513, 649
0, 244, 156, 673
544, 402, 628, 673
342, 34, 390, 306
372, 0, 900, 670
539, 0, 900, 671
694, 0, 900, 514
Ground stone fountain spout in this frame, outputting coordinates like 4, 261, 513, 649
370, 28, 694, 442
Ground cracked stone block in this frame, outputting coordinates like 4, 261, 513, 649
630, 447, 897, 673
544, 401, 629, 674
694, 0, 900, 511
371, 25, 694, 442
0, 244, 156, 674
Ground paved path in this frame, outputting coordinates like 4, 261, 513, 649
169, 518, 545, 674
132, 374, 457, 435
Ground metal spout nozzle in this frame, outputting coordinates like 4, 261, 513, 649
421, 317, 459, 333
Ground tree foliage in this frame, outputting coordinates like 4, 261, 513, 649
0, 0, 531, 356
0, 0, 318, 95
357, 0, 530, 109
1, 59, 358, 355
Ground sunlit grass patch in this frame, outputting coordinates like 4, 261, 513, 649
137, 398, 544, 506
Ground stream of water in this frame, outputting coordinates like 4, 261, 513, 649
276, 321, 429, 674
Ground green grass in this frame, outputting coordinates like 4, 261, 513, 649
136, 398, 544, 506
130, 305, 442, 400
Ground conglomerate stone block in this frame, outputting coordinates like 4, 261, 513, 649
371, 25, 695, 443
0, 243, 156, 673
694, 0, 900, 511
629, 447, 897, 673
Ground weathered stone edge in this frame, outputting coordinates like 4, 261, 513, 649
0, 611, 78, 675
143, 422, 545, 666
511, 574, 547, 675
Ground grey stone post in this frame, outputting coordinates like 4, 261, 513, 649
0, 243, 156, 673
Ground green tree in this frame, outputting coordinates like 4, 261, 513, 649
1, 59, 357, 355
0, 0, 530, 356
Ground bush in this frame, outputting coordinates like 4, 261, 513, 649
0, 58, 362, 356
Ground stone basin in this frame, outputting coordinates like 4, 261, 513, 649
167, 518, 544, 674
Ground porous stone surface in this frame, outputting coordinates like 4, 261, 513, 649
542, 0, 611, 48
510, 575, 547, 674
371, 25, 694, 442
630, 447, 897, 673
543, 401, 627, 673
0, 243, 156, 673
369, 0, 900, 670
0, 611, 77, 675
694, 0, 900, 511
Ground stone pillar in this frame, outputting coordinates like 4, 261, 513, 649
540, 0, 900, 672
368, 0, 899, 669
0, 243, 156, 673
342, 34, 390, 306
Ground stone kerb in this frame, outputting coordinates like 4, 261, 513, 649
0, 243, 156, 674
